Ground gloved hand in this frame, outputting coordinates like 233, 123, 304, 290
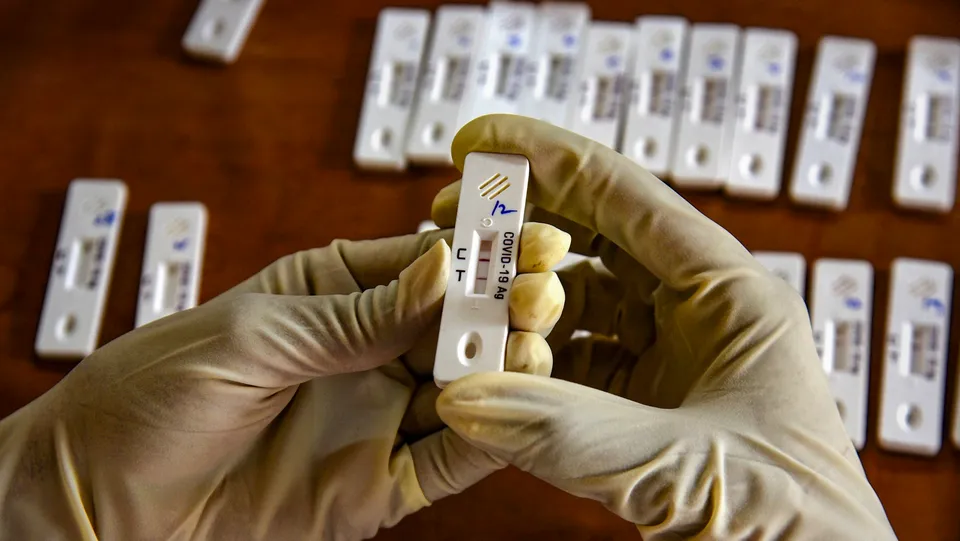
432, 115, 896, 540
0, 226, 569, 540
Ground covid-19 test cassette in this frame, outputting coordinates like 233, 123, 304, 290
36, 180, 128, 359
878, 258, 953, 456
434, 152, 529, 387
725, 28, 797, 199
406, 6, 487, 165
522, 3, 590, 128
354, 8, 431, 171
892, 36, 960, 212
789, 37, 875, 210
456, 2, 537, 131
809, 259, 874, 449
669, 24, 742, 188
135, 203, 208, 327
621, 16, 689, 176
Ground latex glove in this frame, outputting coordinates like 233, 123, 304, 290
432, 115, 896, 540
0, 226, 569, 541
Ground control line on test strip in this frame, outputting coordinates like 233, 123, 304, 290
434, 152, 530, 388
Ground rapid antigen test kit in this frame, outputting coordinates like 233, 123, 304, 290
354, 9, 431, 171
135, 203, 208, 327
434, 152, 529, 388
36, 180, 128, 359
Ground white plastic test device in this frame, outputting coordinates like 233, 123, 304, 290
893, 36, 960, 213
406, 6, 487, 165
790, 37, 876, 210
567, 22, 633, 149
753, 251, 806, 297
809, 259, 873, 449
135, 203, 208, 328
434, 152, 529, 388
670, 24, 742, 189
621, 16, 689, 176
879, 258, 953, 456
522, 3, 590, 128
456, 2, 537, 131
354, 8, 431, 171
182, 0, 266, 64
725, 28, 797, 200
36, 180, 128, 359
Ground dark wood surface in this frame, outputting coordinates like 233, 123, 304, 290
1, 0, 959, 539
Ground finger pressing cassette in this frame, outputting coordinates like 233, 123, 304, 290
36, 179, 128, 359
879, 258, 953, 456
434, 152, 529, 388
135, 203, 208, 327
809, 259, 874, 449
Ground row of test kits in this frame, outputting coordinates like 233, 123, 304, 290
755, 253, 960, 456
35, 179, 208, 360
354, 4, 960, 213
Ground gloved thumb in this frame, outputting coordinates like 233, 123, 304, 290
260, 238, 451, 380
437, 372, 691, 523
121, 240, 452, 388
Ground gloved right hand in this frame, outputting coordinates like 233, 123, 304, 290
431, 115, 896, 540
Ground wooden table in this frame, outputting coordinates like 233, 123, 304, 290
1, 0, 958, 538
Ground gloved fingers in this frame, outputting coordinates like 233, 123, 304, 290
509, 272, 565, 331
434, 182, 661, 300
407, 428, 507, 503
400, 331, 553, 438
450, 115, 762, 295
217, 229, 453, 299
203, 240, 451, 385
550, 262, 655, 355
552, 335, 647, 397
436, 372, 691, 523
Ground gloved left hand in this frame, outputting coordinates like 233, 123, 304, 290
0, 226, 569, 540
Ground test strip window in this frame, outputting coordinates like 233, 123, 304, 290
456, 2, 537, 131
809, 259, 873, 449
434, 153, 529, 388
522, 3, 590, 129
893, 36, 960, 212
406, 6, 486, 165
879, 259, 953, 456
725, 28, 797, 200
353, 9, 430, 171
753, 251, 806, 297
136, 203, 208, 328
181, 0, 266, 64
36, 180, 128, 359
669, 24, 742, 189
789, 37, 875, 210
567, 21, 633, 149
622, 16, 689, 176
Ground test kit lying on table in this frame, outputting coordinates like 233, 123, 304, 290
36, 179, 128, 359
434, 152, 530, 387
